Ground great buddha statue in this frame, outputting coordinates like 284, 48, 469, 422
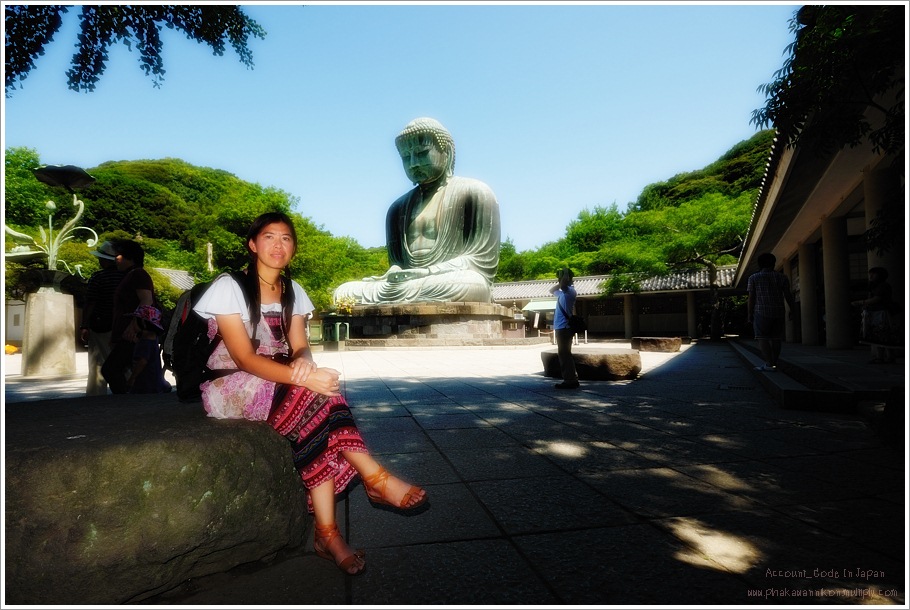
333, 117, 501, 305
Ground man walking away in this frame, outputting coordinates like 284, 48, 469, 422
747, 252, 796, 371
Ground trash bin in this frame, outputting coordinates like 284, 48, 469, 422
322, 321, 349, 341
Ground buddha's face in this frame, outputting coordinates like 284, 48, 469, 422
398, 135, 448, 185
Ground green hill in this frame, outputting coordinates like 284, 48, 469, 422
5, 129, 775, 307
497, 129, 776, 282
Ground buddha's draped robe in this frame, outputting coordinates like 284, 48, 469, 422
333, 176, 500, 304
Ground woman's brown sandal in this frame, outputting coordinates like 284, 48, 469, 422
362, 466, 428, 510
313, 523, 365, 575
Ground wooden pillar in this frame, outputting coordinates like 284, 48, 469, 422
863, 166, 904, 303
798, 243, 820, 346
623, 294, 636, 340
782, 257, 797, 343
686, 291, 697, 339
821, 216, 853, 349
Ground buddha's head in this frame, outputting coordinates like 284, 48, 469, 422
395, 117, 456, 185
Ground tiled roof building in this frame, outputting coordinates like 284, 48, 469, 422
493, 265, 740, 339
493, 266, 736, 302
152, 268, 195, 292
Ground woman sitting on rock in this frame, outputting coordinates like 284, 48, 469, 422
192, 211, 428, 576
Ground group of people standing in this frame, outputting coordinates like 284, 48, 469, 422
81, 238, 171, 396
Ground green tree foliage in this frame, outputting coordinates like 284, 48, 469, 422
5, 5, 265, 95
751, 5, 904, 258
751, 5, 904, 160
3, 147, 58, 226
6, 127, 772, 308
583, 190, 754, 288
511, 131, 773, 284
3, 150, 391, 311
564, 204, 627, 252
495, 239, 524, 282
631, 130, 774, 212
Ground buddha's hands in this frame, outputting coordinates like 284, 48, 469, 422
365, 265, 402, 282
365, 265, 430, 283
387, 267, 430, 283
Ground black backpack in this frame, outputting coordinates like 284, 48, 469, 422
165, 271, 248, 403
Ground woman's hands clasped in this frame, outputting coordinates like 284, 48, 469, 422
286, 357, 341, 396
287, 357, 317, 386
307, 367, 343, 396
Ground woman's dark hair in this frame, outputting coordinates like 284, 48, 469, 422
113, 239, 145, 268
244, 212, 298, 331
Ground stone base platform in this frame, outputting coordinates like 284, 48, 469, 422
320, 302, 530, 348
345, 336, 552, 349
541, 348, 642, 381
631, 337, 682, 352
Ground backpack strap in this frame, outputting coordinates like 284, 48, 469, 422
198, 271, 272, 383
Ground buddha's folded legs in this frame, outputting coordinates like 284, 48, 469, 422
333, 269, 491, 305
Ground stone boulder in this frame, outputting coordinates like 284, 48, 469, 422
5, 393, 310, 605
541, 348, 641, 381
631, 337, 682, 352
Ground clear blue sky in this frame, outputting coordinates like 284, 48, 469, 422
3, 2, 799, 252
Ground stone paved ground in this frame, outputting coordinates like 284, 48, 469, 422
4, 340, 906, 606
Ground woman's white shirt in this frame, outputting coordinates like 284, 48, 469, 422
193, 273, 315, 321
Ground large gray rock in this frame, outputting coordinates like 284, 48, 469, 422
541, 348, 641, 380
631, 336, 682, 352
5, 394, 310, 605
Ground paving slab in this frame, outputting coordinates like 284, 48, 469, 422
4, 340, 905, 606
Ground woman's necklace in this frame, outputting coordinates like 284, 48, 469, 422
258, 274, 279, 292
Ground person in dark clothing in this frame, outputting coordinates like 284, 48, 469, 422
80, 241, 126, 395
852, 267, 898, 363
125, 305, 172, 394
747, 252, 795, 371
101, 239, 155, 394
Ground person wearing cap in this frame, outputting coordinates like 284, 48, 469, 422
101, 239, 156, 393
81, 241, 126, 395
125, 304, 172, 394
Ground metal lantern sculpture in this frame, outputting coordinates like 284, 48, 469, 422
6, 165, 98, 378
4, 165, 99, 278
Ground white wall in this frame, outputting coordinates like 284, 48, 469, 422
5, 300, 26, 344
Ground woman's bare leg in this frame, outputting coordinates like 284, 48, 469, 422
310, 479, 365, 574
342, 451, 426, 508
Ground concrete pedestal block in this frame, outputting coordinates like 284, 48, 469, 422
22, 290, 76, 377
326, 302, 518, 347
541, 348, 641, 381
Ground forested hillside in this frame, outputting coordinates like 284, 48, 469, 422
4, 129, 774, 309
4, 150, 389, 309
497, 129, 776, 287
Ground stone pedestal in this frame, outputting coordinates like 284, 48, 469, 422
631, 336, 682, 352
542, 348, 642, 381
22, 290, 76, 377
324, 302, 540, 348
